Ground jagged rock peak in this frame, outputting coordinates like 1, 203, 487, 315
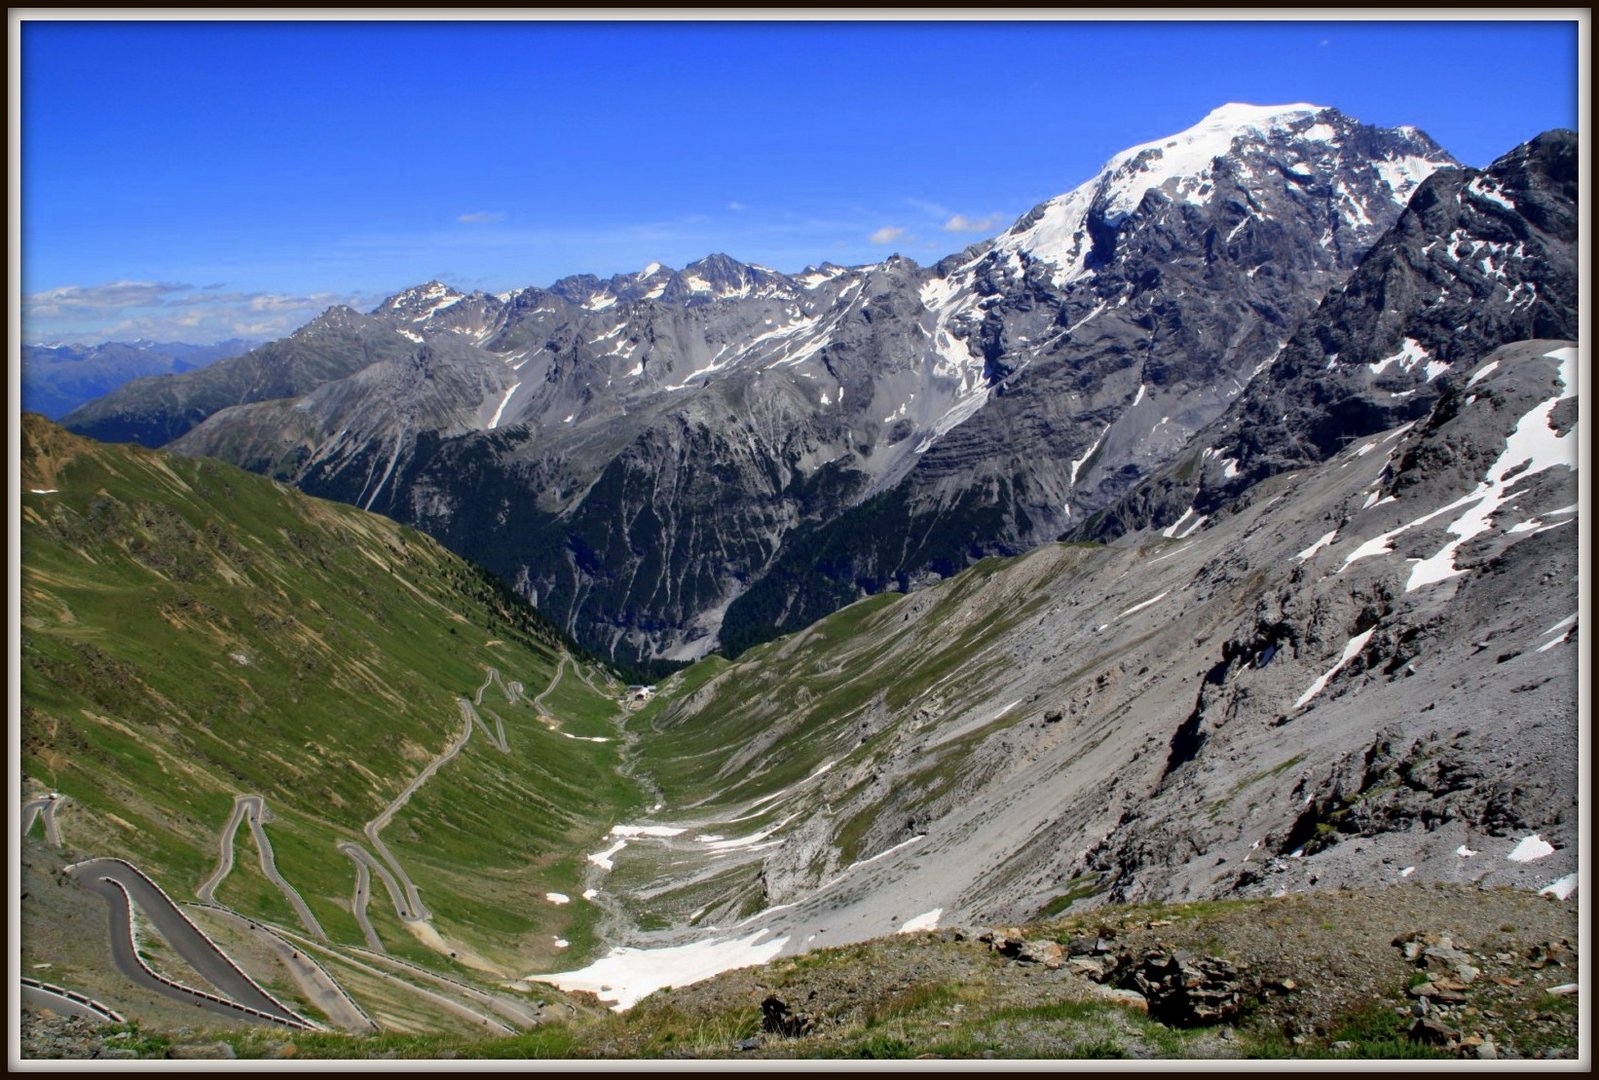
372, 281, 466, 322
297, 304, 370, 335
1070, 126, 1579, 545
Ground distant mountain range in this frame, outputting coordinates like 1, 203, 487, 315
22, 339, 259, 419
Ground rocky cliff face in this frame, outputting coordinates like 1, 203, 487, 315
85, 105, 1459, 668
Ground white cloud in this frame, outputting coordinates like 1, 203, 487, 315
727, 201, 748, 212
24, 279, 378, 345
24, 280, 193, 317
247, 292, 342, 312
869, 226, 906, 245
943, 213, 1006, 234
457, 211, 506, 224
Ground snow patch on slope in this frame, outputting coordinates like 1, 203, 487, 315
486, 383, 520, 430
533, 930, 789, 1011
1294, 627, 1375, 709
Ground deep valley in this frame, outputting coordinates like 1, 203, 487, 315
16, 100, 1583, 1062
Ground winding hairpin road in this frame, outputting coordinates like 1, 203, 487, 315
293, 940, 518, 1035
338, 840, 418, 950
532, 656, 568, 716
28, 661, 574, 1030
198, 794, 326, 940
65, 858, 315, 1029
336, 661, 565, 949
21, 795, 65, 847
340, 945, 543, 1029
469, 666, 527, 750
20, 979, 125, 1024
337, 690, 488, 939
357, 698, 481, 923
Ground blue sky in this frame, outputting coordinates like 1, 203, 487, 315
18, 16, 1582, 344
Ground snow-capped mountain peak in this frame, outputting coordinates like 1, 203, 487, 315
1097, 103, 1328, 218
992, 103, 1453, 288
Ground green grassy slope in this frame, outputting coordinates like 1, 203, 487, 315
20, 415, 643, 972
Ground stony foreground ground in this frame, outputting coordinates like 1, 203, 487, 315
22, 882, 1580, 1061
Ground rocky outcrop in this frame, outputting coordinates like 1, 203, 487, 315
1114, 951, 1247, 1026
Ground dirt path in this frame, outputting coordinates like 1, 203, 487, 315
197, 795, 326, 940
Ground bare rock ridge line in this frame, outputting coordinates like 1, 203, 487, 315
64, 857, 316, 1029
551, 344, 1577, 999
197, 794, 326, 940
128, 106, 1466, 670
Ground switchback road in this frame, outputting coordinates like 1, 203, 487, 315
66, 858, 313, 1029
193, 904, 375, 1033
197, 794, 326, 939
21, 796, 65, 847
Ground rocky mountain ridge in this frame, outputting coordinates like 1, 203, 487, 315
70, 103, 1463, 669
21, 103, 1582, 1063
20, 326, 1580, 1052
